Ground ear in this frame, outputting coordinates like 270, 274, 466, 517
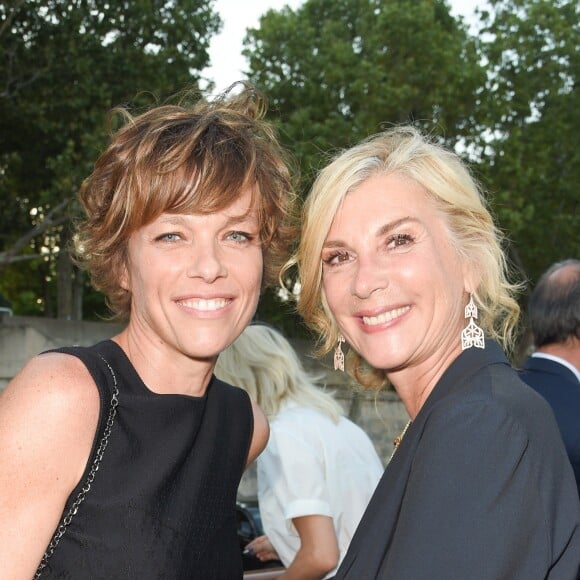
118, 261, 131, 292
461, 258, 482, 295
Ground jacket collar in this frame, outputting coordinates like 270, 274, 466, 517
414, 340, 510, 425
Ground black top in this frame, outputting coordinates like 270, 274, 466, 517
520, 355, 580, 497
41, 340, 253, 579
334, 341, 580, 580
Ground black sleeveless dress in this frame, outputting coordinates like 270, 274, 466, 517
40, 340, 253, 579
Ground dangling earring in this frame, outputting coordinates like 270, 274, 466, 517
334, 335, 345, 371
461, 294, 485, 350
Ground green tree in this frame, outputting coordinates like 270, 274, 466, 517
0, 0, 221, 319
473, 0, 579, 284
243, 0, 485, 188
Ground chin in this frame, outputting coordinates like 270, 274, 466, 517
182, 338, 227, 360
360, 348, 406, 372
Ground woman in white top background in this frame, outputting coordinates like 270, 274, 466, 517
215, 324, 383, 579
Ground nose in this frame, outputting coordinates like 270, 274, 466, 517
351, 254, 387, 299
186, 239, 227, 282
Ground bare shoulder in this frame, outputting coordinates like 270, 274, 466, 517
0, 351, 101, 490
1, 351, 100, 426
247, 399, 270, 466
0, 351, 100, 575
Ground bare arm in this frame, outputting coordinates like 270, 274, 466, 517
0, 353, 100, 578
246, 398, 269, 466
280, 515, 339, 579
246, 516, 339, 578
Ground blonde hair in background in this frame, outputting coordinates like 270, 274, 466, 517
286, 126, 522, 388
215, 324, 343, 422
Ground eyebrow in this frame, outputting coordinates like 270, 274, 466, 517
157, 211, 259, 227
224, 210, 259, 226
323, 216, 419, 248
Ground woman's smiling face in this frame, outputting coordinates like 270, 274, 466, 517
321, 172, 469, 378
120, 187, 264, 363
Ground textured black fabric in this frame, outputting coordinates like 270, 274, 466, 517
41, 340, 252, 579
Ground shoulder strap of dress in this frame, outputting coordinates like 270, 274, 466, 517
34, 344, 120, 578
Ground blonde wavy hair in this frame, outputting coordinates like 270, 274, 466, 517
286, 126, 522, 388
74, 83, 297, 319
215, 324, 343, 422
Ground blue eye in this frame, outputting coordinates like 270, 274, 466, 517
156, 232, 181, 242
228, 231, 253, 243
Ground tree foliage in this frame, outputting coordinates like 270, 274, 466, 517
243, 0, 485, 188
0, 0, 220, 318
474, 0, 579, 284
1, 0, 578, 328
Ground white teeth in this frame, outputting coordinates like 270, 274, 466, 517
180, 298, 230, 311
362, 306, 410, 326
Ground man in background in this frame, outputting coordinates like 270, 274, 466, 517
519, 259, 580, 497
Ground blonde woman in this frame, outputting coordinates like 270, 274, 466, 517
216, 324, 383, 579
289, 127, 580, 579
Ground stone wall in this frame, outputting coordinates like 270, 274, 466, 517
0, 315, 124, 390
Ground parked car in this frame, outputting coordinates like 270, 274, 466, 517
237, 500, 284, 578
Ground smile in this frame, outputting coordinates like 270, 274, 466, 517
362, 306, 410, 326
178, 298, 232, 311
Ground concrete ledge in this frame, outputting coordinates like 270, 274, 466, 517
0, 316, 123, 389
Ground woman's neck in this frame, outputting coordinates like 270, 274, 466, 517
388, 343, 462, 419
113, 329, 215, 397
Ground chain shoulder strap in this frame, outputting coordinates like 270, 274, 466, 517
34, 354, 120, 578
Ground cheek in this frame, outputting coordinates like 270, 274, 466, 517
320, 279, 342, 318
242, 251, 264, 293
322, 276, 342, 312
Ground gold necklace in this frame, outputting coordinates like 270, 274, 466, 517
388, 420, 412, 462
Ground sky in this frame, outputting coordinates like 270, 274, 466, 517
203, 0, 482, 90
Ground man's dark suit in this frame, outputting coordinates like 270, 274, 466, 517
520, 355, 580, 496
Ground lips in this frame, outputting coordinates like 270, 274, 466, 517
177, 298, 232, 312
362, 305, 410, 326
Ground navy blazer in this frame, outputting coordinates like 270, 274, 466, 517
334, 342, 580, 580
519, 355, 580, 496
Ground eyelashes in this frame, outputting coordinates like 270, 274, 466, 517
387, 233, 413, 249
226, 231, 256, 243
322, 233, 415, 266
322, 250, 349, 265
154, 230, 258, 244
155, 232, 181, 242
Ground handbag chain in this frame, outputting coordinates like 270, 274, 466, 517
34, 354, 120, 578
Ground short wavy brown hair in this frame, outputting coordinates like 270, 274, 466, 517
74, 84, 297, 319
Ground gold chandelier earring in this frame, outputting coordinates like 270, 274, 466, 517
334, 335, 346, 371
461, 294, 485, 350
